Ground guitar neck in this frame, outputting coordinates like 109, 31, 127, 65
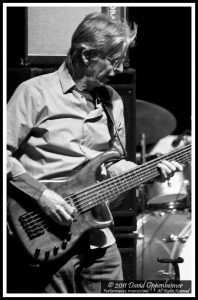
121, 143, 191, 189
73, 144, 191, 214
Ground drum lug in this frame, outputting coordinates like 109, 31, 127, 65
178, 236, 189, 243
163, 234, 178, 242
151, 211, 166, 217
163, 234, 189, 243
137, 233, 144, 239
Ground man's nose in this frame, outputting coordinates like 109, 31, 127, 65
115, 63, 124, 73
109, 63, 124, 76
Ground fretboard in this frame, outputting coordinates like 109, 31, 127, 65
71, 144, 191, 215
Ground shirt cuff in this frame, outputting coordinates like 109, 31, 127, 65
8, 172, 47, 201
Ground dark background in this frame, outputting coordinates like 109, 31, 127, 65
7, 6, 192, 135
128, 6, 192, 136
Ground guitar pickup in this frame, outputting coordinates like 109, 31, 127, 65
19, 211, 47, 240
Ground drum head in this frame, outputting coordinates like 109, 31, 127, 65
147, 172, 188, 206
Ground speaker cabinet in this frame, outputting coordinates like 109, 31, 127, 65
24, 7, 127, 66
109, 71, 137, 280
7, 6, 129, 68
115, 232, 137, 280
108, 70, 137, 234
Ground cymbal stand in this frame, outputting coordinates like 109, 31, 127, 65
138, 133, 147, 213
137, 133, 148, 280
157, 257, 184, 281
141, 133, 146, 164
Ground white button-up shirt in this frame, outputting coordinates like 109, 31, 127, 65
7, 62, 135, 248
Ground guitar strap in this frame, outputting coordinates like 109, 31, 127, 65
95, 87, 127, 158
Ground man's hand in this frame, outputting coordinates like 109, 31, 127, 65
39, 189, 76, 226
107, 158, 183, 184
157, 160, 183, 182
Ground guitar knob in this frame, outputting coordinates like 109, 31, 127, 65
62, 240, 67, 249
53, 246, 59, 255
45, 251, 50, 260
34, 248, 40, 257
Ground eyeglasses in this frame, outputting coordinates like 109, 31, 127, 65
106, 56, 127, 70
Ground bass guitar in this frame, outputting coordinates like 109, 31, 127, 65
7, 144, 191, 263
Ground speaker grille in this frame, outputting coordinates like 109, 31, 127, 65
111, 84, 136, 162
120, 248, 136, 280
115, 232, 137, 280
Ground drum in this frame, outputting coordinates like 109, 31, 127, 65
146, 171, 189, 206
136, 209, 191, 280
179, 234, 192, 280
145, 134, 191, 208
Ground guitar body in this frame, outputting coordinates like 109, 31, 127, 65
7, 151, 120, 263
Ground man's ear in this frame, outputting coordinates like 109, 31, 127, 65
82, 49, 90, 65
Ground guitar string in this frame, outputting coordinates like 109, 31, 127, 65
23, 146, 191, 229
32, 148, 190, 221
65, 148, 190, 210
73, 154, 190, 216
62, 146, 191, 214
32, 151, 190, 229
24, 166, 159, 227
26, 152, 190, 232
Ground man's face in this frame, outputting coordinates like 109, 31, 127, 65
85, 48, 127, 90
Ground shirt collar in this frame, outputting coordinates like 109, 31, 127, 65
57, 62, 76, 94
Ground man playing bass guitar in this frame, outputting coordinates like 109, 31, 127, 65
7, 12, 183, 293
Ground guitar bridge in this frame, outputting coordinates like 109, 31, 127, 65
19, 211, 47, 240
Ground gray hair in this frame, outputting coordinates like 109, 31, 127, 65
67, 12, 137, 64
